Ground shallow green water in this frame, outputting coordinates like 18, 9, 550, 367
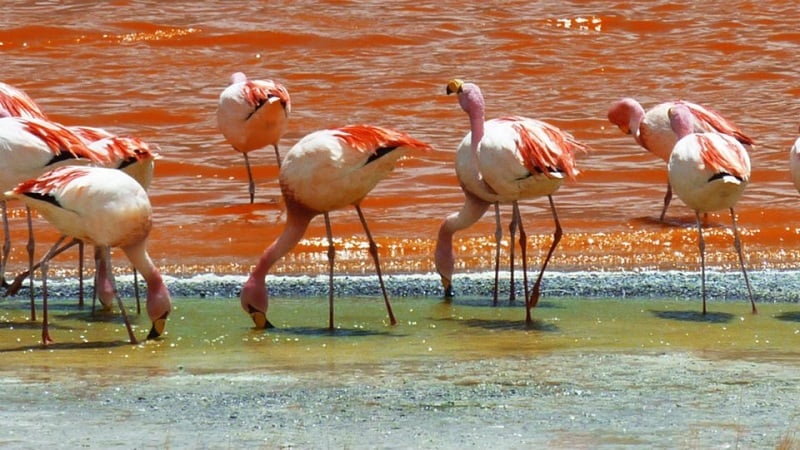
2, 295, 800, 381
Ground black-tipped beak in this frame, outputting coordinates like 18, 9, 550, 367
248, 306, 275, 329
446, 86, 455, 95
441, 277, 455, 299
146, 313, 169, 340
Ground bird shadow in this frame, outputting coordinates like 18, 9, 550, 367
264, 326, 396, 338
434, 316, 560, 332
0, 339, 136, 353
650, 309, 734, 323
441, 296, 564, 310
632, 215, 727, 229
774, 311, 800, 323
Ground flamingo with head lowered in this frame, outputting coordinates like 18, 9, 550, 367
240, 124, 433, 330
6, 165, 172, 345
435, 79, 588, 325
607, 97, 753, 221
217, 72, 291, 204
667, 104, 756, 315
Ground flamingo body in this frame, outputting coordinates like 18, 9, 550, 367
240, 124, 432, 329
666, 104, 755, 315
437, 79, 586, 322
790, 134, 800, 194
6, 165, 172, 342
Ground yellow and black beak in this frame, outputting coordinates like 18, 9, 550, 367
248, 305, 275, 329
446, 78, 464, 95
146, 312, 169, 340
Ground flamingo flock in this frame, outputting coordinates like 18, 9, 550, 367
1, 73, 798, 347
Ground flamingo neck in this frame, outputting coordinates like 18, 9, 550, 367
122, 240, 172, 321
434, 191, 491, 281
249, 201, 316, 281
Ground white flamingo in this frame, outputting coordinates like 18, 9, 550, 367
435, 79, 587, 325
6, 165, 172, 345
217, 72, 291, 203
667, 104, 756, 315
608, 97, 753, 221
240, 124, 433, 330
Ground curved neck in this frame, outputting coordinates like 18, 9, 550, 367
434, 191, 491, 278
250, 201, 315, 280
467, 102, 485, 156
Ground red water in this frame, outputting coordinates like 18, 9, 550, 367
2, 1, 800, 277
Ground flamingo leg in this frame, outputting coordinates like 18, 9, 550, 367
526, 196, 562, 325
243, 152, 255, 204
273, 144, 282, 169
508, 203, 518, 304
515, 203, 529, 303
729, 208, 757, 314
492, 202, 501, 305
25, 206, 35, 321
103, 250, 137, 345
39, 235, 69, 345
4, 238, 79, 298
355, 204, 397, 327
133, 266, 141, 315
323, 212, 336, 330
1, 201, 10, 289
695, 211, 708, 315
77, 240, 84, 308
660, 182, 672, 222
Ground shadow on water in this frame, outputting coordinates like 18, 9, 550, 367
441, 297, 564, 310
0, 339, 135, 353
266, 326, 396, 338
774, 311, 800, 322
650, 310, 734, 323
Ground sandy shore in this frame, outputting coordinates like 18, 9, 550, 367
3, 351, 799, 449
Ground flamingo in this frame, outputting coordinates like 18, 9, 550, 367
607, 98, 754, 221
667, 104, 756, 315
0, 83, 48, 289
5, 165, 172, 345
217, 72, 291, 203
435, 79, 587, 325
0, 116, 114, 318
239, 124, 433, 330
790, 127, 800, 194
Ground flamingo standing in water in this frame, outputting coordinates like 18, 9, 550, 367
6, 165, 172, 345
217, 72, 291, 203
240, 124, 433, 330
0, 116, 113, 318
607, 98, 753, 221
435, 79, 587, 325
0, 82, 48, 289
790, 127, 800, 194
667, 104, 756, 315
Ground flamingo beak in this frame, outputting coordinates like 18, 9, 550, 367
146, 312, 169, 340
248, 306, 274, 329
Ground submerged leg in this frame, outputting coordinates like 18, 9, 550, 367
492, 202, 501, 305
323, 212, 336, 330
526, 196, 563, 326
355, 204, 397, 326
695, 211, 708, 315
243, 152, 255, 204
729, 208, 756, 314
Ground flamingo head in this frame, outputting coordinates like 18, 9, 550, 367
607, 97, 645, 135
667, 104, 695, 139
240, 274, 274, 329
145, 278, 172, 340
229, 71, 248, 85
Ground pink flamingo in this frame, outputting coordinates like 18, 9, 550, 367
240, 124, 433, 330
0, 83, 48, 289
607, 98, 753, 221
0, 116, 113, 318
435, 79, 587, 325
217, 72, 291, 203
6, 165, 172, 345
790, 126, 800, 194
667, 104, 756, 315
